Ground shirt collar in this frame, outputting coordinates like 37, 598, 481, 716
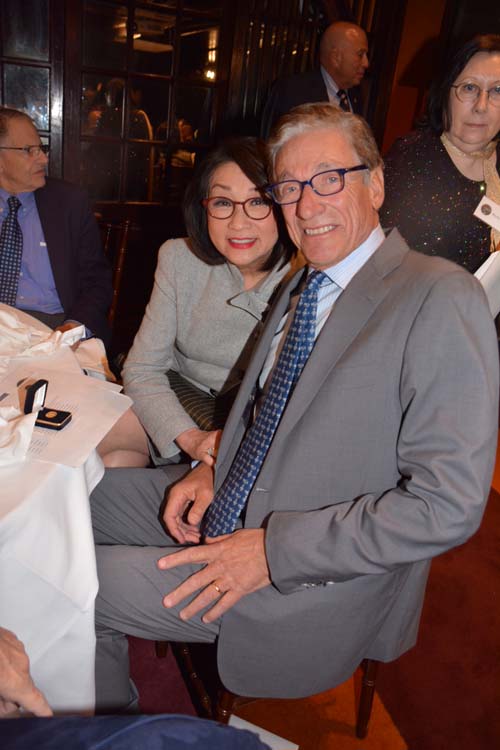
320, 65, 340, 98
313, 224, 385, 290
0, 187, 35, 211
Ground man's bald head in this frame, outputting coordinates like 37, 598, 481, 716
320, 21, 369, 90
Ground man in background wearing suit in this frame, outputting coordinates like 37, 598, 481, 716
91, 103, 498, 711
0, 108, 112, 346
260, 21, 369, 137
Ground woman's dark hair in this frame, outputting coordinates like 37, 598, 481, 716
426, 34, 500, 133
183, 136, 295, 270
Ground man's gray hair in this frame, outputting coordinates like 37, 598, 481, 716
267, 102, 383, 177
0, 107, 35, 142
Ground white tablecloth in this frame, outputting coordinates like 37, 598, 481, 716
0, 451, 103, 713
0, 305, 116, 714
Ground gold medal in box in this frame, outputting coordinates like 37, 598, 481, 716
24, 379, 72, 430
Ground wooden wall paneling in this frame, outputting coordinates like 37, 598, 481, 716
49, 0, 65, 178
381, 0, 447, 152
364, 0, 408, 146
248, 0, 297, 124
360, 0, 376, 30
282, 0, 301, 76
222, 0, 251, 130
249, 5, 261, 122
212, 0, 237, 135
295, 5, 310, 75
351, 0, 362, 22
63, 0, 83, 185
242, 1, 257, 125
252, 4, 276, 119
167, 1, 182, 146
300, 4, 323, 74
120, 0, 134, 199
439, 0, 500, 58
320, 0, 352, 22
251, 0, 284, 121
263, 0, 279, 86
269, 0, 285, 81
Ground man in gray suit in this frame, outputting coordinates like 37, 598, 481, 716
92, 103, 498, 711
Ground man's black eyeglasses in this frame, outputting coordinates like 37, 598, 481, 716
266, 165, 368, 205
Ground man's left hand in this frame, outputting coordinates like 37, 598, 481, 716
159, 529, 271, 623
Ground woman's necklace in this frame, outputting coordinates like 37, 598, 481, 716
440, 132, 500, 251
440, 131, 497, 160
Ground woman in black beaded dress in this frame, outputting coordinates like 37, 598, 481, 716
381, 34, 500, 274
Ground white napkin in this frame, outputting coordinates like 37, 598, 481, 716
0, 308, 47, 356
75, 337, 116, 382
0, 406, 37, 467
0, 307, 86, 380
26, 324, 86, 354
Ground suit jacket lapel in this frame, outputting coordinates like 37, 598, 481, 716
35, 182, 67, 308
349, 86, 363, 115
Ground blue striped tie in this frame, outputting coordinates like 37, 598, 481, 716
202, 270, 328, 537
0, 196, 23, 305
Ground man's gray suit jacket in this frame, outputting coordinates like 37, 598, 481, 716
211, 229, 498, 698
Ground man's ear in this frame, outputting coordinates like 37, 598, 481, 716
368, 166, 384, 211
329, 47, 341, 72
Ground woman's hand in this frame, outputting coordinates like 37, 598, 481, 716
175, 428, 221, 466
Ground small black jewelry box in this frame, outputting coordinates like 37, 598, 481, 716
35, 407, 72, 430
24, 379, 48, 414
24, 378, 72, 430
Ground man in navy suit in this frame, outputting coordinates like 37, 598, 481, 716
261, 21, 369, 137
0, 107, 112, 345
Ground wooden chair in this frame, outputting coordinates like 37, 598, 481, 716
97, 218, 131, 326
158, 640, 379, 739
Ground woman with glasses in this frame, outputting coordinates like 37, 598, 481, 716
381, 34, 500, 272
98, 136, 295, 467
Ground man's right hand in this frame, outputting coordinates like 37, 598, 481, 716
163, 462, 214, 544
0, 628, 52, 718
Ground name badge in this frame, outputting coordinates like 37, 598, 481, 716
474, 196, 500, 233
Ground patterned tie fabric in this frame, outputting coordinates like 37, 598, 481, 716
0, 196, 23, 305
202, 270, 328, 537
336, 89, 350, 112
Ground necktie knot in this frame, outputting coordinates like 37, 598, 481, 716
306, 269, 328, 291
7, 196, 21, 214
337, 89, 350, 112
